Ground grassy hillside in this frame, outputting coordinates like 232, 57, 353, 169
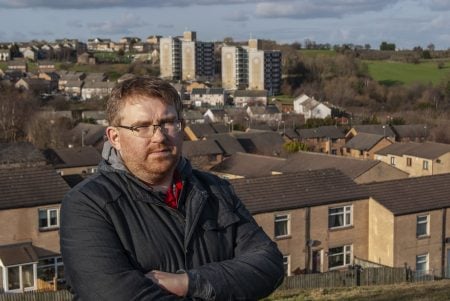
366, 60, 450, 86
266, 279, 450, 301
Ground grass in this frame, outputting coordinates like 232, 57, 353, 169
365, 60, 450, 86
299, 49, 336, 57
266, 280, 450, 301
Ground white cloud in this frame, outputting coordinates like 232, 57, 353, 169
223, 11, 250, 22
87, 13, 147, 35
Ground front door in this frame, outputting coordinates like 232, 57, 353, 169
312, 250, 322, 273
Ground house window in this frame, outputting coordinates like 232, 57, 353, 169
38, 257, 64, 283
39, 208, 60, 230
283, 255, 291, 276
6, 264, 35, 292
416, 254, 429, 274
274, 214, 290, 238
423, 160, 429, 170
359, 150, 364, 156
416, 215, 429, 237
407, 157, 412, 167
328, 205, 352, 229
328, 245, 352, 269
390, 157, 396, 166
331, 149, 337, 155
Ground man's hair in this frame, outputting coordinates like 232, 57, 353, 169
107, 76, 182, 126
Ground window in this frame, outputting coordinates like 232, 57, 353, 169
328, 245, 352, 269
416, 254, 429, 273
416, 215, 429, 237
283, 255, 291, 276
39, 208, 60, 230
390, 157, 396, 166
274, 214, 290, 238
407, 157, 412, 167
6, 264, 35, 292
423, 160, 429, 170
38, 257, 64, 283
328, 205, 352, 229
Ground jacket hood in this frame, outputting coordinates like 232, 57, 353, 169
100, 140, 191, 179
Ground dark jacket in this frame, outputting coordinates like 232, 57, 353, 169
60, 146, 284, 301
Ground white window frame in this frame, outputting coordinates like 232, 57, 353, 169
37, 256, 64, 284
406, 157, 412, 167
423, 160, 429, 170
416, 253, 429, 273
328, 205, 353, 229
283, 255, 291, 276
274, 213, 290, 238
38, 208, 60, 230
416, 214, 430, 237
328, 245, 353, 270
2, 263, 37, 292
390, 156, 395, 166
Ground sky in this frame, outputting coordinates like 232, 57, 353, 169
0, 0, 449, 50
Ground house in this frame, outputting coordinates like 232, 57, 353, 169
246, 105, 282, 123
363, 173, 450, 277
83, 72, 107, 83
43, 146, 102, 177
68, 123, 106, 151
190, 88, 226, 107
203, 108, 229, 123
182, 110, 205, 125
232, 131, 286, 157
231, 169, 370, 274
205, 133, 246, 157
58, 71, 85, 91
182, 140, 224, 170
81, 81, 115, 100
293, 94, 331, 120
297, 126, 346, 155
38, 72, 60, 91
7, 60, 27, 73
0, 68, 5, 79
374, 141, 450, 177
15, 78, 51, 94
0, 142, 47, 168
37, 61, 55, 73
184, 123, 229, 141
233, 90, 267, 107
64, 80, 84, 98
186, 81, 210, 93
81, 110, 107, 126
0, 49, 11, 61
391, 124, 429, 142
22, 48, 37, 61
343, 133, 393, 160
87, 38, 112, 52
211, 151, 408, 183
0, 164, 70, 292
77, 52, 96, 65
346, 124, 396, 141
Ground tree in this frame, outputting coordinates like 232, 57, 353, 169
364, 44, 371, 50
427, 43, 435, 51
283, 141, 309, 153
380, 41, 395, 51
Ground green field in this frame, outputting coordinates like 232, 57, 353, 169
366, 60, 450, 86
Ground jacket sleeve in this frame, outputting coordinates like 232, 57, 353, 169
60, 188, 184, 301
186, 184, 285, 301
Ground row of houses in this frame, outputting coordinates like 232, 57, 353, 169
2, 139, 450, 292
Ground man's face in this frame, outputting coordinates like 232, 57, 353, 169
107, 96, 183, 185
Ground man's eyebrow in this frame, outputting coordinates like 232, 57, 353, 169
130, 115, 177, 127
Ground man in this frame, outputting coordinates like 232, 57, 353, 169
60, 76, 284, 300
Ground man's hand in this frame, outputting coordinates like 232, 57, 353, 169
146, 270, 189, 297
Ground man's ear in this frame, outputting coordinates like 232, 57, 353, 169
106, 126, 121, 150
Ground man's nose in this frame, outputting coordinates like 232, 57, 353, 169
151, 126, 167, 142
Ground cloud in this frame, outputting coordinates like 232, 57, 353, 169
223, 11, 250, 22
427, 0, 450, 10
0, 0, 258, 9
157, 24, 175, 29
255, 0, 399, 19
67, 20, 84, 28
87, 13, 147, 35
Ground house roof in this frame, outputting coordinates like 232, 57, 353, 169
182, 140, 223, 157
0, 142, 46, 167
65, 80, 84, 88
345, 133, 386, 151
44, 146, 102, 168
352, 124, 395, 137
0, 165, 70, 210
248, 105, 280, 115
187, 123, 217, 138
83, 81, 115, 89
392, 124, 428, 140
375, 142, 450, 159
70, 123, 106, 146
191, 88, 224, 95
363, 173, 450, 216
183, 110, 204, 120
233, 131, 285, 157
211, 152, 286, 177
84, 72, 107, 82
0, 243, 39, 266
206, 133, 246, 156
231, 169, 369, 215
283, 128, 300, 139
298, 126, 345, 139
209, 123, 229, 134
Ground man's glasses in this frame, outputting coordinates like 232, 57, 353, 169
117, 120, 183, 138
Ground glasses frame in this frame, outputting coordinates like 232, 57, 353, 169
116, 120, 183, 138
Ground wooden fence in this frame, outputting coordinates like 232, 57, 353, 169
278, 267, 435, 290
0, 290, 71, 301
